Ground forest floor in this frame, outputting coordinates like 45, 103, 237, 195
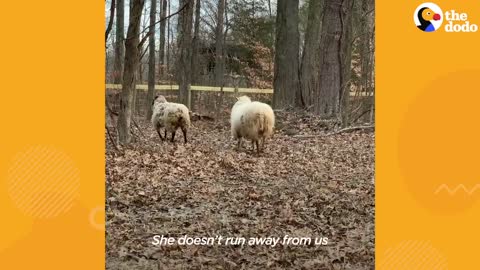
106, 111, 375, 270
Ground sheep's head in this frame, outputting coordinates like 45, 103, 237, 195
154, 95, 168, 103
236, 96, 251, 103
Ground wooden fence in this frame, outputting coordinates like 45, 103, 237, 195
105, 84, 373, 97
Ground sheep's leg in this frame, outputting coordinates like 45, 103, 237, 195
171, 131, 176, 142
237, 138, 243, 150
156, 128, 164, 141
164, 130, 167, 140
255, 140, 260, 153
181, 127, 187, 144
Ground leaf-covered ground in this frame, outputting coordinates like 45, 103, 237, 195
106, 111, 374, 270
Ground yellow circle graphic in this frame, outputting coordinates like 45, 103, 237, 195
7, 145, 80, 219
399, 70, 480, 213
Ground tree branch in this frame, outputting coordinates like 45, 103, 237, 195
138, 0, 192, 49
139, 45, 149, 61
329, 125, 374, 135
364, 8, 375, 17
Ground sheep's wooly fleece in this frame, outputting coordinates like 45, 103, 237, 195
151, 96, 191, 132
231, 96, 275, 141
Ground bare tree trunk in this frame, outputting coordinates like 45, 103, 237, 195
368, 23, 375, 123
134, 61, 141, 116
273, 0, 301, 109
357, 0, 375, 123
339, 0, 355, 126
360, 0, 374, 94
158, 0, 167, 80
251, 0, 255, 18
166, 0, 171, 76
315, 0, 353, 118
105, 0, 116, 44
191, 0, 201, 85
146, 0, 157, 120
138, 61, 143, 83
369, 42, 375, 124
117, 0, 145, 145
214, 0, 225, 87
300, 0, 323, 108
267, 0, 273, 21
114, 0, 125, 84
267, 0, 275, 72
177, 0, 194, 107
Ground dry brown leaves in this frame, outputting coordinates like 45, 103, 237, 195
106, 111, 374, 270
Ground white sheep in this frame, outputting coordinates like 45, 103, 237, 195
151, 95, 191, 143
231, 95, 275, 152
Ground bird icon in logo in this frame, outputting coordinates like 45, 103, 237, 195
417, 7, 442, 32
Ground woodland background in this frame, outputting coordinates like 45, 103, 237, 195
105, 0, 375, 269
105, 0, 374, 145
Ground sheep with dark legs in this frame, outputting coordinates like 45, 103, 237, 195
151, 95, 190, 144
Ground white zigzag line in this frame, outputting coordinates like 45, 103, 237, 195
434, 184, 480, 195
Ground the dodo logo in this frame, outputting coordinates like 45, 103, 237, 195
414, 3, 443, 32
414, 3, 478, 33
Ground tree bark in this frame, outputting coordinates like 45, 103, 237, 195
355, 0, 375, 124
117, 0, 145, 145
300, 0, 323, 108
361, 0, 374, 95
166, 0, 171, 76
146, 0, 157, 120
138, 62, 143, 83
105, 0, 116, 44
114, 0, 125, 84
191, 0, 201, 85
267, 0, 273, 21
176, 0, 194, 107
267, 0, 275, 70
369, 42, 375, 124
339, 0, 355, 126
158, 0, 168, 80
273, 0, 301, 109
214, 0, 225, 87
315, 0, 353, 118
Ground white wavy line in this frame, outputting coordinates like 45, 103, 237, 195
434, 184, 480, 195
